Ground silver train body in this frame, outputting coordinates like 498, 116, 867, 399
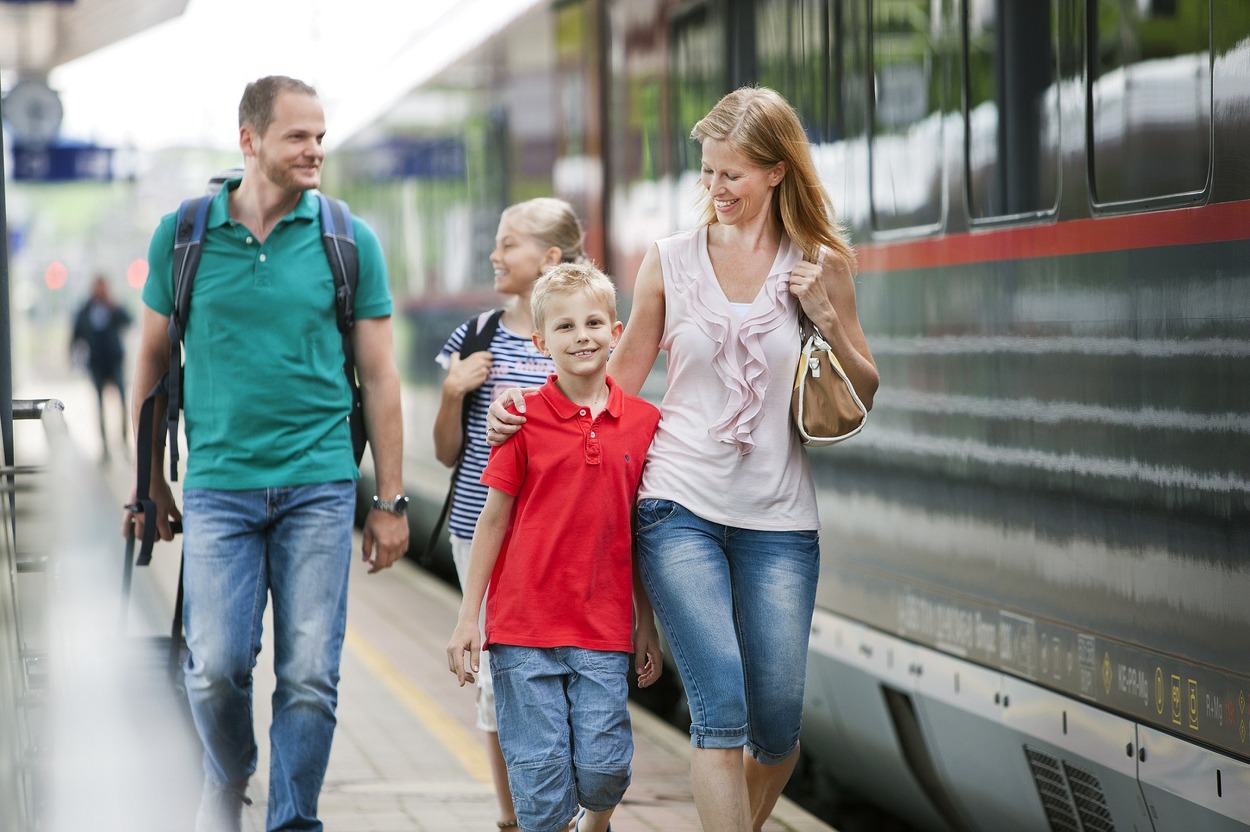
330, 1, 1250, 829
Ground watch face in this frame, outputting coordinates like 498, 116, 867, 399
393, 496, 410, 514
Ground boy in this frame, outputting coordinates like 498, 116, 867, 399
447, 262, 662, 832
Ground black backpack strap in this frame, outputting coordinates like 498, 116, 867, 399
423, 308, 505, 564
165, 195, 211, 482
318, 194, 366, 465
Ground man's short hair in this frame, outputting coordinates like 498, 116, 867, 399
238, 76, 318, 136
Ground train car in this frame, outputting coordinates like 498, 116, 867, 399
327, 1, 1250, 830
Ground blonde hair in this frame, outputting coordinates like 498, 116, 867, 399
531, 262, 617, 334
500, 198, 587, 264
692, 86, 855, 269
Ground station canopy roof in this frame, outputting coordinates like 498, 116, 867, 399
0, 0, 188, 80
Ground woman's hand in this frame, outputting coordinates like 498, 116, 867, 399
790, 248, 880, 409
484, 388, 531, 446
788, 256, 838, 332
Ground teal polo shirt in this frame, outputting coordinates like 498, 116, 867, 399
143, 180, 392, 489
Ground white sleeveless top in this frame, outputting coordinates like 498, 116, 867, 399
637, 226, 820, 530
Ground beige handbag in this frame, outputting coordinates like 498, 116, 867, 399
789, 247, 867, 446
791, 322, 867, 446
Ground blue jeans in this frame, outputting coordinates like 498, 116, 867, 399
181, 481, 355, 832
635, 498, 819, 763
491, 645, 633, 832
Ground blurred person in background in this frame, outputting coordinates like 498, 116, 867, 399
71, 272, 132, 459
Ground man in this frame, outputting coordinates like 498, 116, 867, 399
123, 76, 409, 832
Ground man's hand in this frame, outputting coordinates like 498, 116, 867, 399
121, 481, 181, 541
361, 510, 409, 574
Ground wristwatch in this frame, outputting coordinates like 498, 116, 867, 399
372, 494, 410, 516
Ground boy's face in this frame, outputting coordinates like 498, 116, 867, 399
533, 289, 623, 379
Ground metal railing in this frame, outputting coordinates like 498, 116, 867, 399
2, 398, 65, 832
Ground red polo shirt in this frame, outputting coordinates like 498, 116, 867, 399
480, 375, 660, 652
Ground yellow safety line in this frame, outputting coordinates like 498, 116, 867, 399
343, 625, 490, 782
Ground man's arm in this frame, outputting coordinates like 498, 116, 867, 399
121, 305, 181, 540
446, 487, 514, 686
352, 315, 409, 573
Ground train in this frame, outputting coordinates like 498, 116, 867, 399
325, 1, 1250, 830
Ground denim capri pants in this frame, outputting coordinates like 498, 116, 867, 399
635, 498, 820, 763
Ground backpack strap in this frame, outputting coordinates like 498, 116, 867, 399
164, 195, 211, 482
317, 194, 365, 465
422, 308, 505, 564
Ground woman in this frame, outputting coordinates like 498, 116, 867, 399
433, 197, 586, 831
488, 87, 877, 831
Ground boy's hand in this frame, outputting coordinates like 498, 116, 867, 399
446, 620, 481, 686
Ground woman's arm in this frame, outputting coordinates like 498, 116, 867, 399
606, 243, 665, 396
789, 249, 879, 409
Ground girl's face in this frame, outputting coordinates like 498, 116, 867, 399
491, 217, 558, 295
698, 138, 785, 227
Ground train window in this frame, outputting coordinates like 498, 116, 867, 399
670, 3, 725, 174
870, 0, 945, 232
1088, 0, 1211, 206
756, 0, 831, 142
606, 1, 664, 184
963, 1, 1060, 220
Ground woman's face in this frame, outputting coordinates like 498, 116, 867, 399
698, 138, 785, 227
491, 217, 553, 295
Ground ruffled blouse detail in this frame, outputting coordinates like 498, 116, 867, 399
666, 227, 802, 454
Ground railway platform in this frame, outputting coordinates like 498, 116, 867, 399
8, 374, 836, 832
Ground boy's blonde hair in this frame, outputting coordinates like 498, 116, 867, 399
531, 262, 617, 334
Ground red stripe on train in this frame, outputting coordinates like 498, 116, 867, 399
855, 199, 1250, 272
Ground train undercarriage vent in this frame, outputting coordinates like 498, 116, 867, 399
1024, 746, 1117, 832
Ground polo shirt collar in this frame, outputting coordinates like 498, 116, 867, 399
207, 177, 320, 229
538, 374, 624, 419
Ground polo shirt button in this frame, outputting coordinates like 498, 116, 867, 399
245, 236, 254, 244
579, 409, 586, 416
590, 431, 596, 438
259, 253, 267, 262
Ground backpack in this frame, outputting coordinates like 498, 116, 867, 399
422, 308, 505, 563
161, 188, 364, 483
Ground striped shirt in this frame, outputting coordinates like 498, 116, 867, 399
436, 316, 554, 541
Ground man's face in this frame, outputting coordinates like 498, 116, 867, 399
249, 91, 325, 193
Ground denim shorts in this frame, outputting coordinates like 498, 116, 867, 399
490, 644, 632, 832
635, 498, 819, 763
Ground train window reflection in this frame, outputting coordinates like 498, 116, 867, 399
870, 0, 944, 232
671, 3, 724, 174
964, 0, 1059, 219
756, 0, 831, 142
1088, 0, 1211, 206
